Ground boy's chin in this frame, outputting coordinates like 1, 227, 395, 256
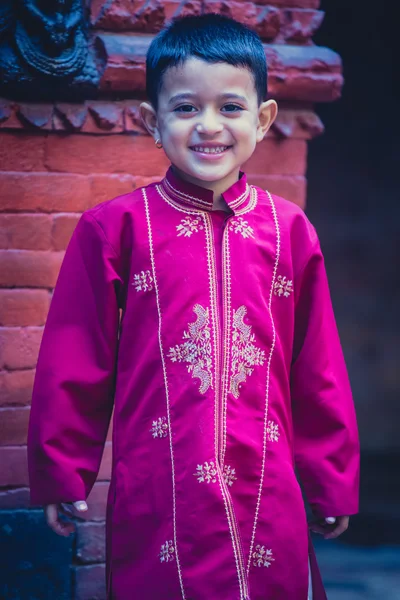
172, 160, 241, 182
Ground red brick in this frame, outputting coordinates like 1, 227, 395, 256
0, 486, 30, 509
52, 214, 81, 251
0, 369, 35, 407
0, 446, 28, 486
248, 174, 306, 209
76, 521, 106, 563
0, 327, 43, 369
0, 289, 50, 326
243, 139, 307, 176
0, 214, 52, 250
0, 250, 64, 287
74, 564, 106, 600
45, 134, 170, 176
0, 133, 46, 171
0, 406, 30, 445
89, 173, 135, 206
0, 172, 92, 212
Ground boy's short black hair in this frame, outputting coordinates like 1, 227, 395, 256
146, 13, 267, 112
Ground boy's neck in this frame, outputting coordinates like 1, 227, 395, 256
171, 164, 238, 213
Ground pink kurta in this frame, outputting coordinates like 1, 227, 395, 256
28, 166, 360, 600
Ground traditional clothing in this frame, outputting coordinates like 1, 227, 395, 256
28, 166, 360, 600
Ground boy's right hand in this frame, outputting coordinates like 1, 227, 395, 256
44, 500, 88, 537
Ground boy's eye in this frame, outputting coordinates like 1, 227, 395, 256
174, 104, 196, 113
223, 104, 244, 112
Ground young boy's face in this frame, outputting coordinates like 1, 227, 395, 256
140, 57, 277, 193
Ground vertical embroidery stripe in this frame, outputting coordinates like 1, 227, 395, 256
220, 225, 232, 466
247, 191, 281, 576
204, 213, 247, 600
143, 189, 186, 600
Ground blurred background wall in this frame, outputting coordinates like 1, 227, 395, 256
0, 0, 398, 598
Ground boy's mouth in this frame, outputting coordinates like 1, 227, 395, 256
189, 145, 233, 156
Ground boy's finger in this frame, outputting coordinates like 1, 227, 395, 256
73, 501, 88, 512
308, 522, 327, 535
44, 504, 75, 537
324, 519, 348, 540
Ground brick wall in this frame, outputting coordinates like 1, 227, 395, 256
0, 1, 341, 597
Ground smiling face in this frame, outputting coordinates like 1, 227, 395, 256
140, 57, 277, 197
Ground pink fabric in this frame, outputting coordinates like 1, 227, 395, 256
28, 165, 359, 599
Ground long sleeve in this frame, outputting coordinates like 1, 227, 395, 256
291, 236, 360, 518
28, 212, 122, 506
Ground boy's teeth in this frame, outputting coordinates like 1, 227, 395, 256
193, 146, 228, 153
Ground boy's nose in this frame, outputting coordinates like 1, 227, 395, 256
196, 112, 223, 134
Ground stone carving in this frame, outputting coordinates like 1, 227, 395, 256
0, 0, 105, 100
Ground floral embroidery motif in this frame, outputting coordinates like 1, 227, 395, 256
132, 269, 154, 292
193, 462, 237, 486
222, 464, 237, 487
229, 216, 255, 239
159, 540, 175, 563
267, 420, 280, 442
230, 306, 266, 399
194, 461, 218, 484
167, 304, 213, 394
273, 275, 293, 298
176, 216, 204, 237
150, 416, 168, 439
252, 545, 275, 568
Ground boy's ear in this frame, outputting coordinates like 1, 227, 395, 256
256, 99, 278, 143
139, 101, 160, 140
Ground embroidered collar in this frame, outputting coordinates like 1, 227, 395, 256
160, 165, 252, 213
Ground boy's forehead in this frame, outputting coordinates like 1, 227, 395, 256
160, 57, 256, 100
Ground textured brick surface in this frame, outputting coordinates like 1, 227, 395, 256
0, 369, 35, 407
0, 446, 29, 486
0, 134, 46, 171
0, 406, 30, 445
0, 510, 72, 600
76, 522, 106, 563
0, 171, 92, 212
0, 327, 43, 370
51, 214, 81, 251
0, 250, 64, 288
74, 564, 106, 600
0, 289, 50, 326
45, 134, 170, 176
0, 214, 53, 250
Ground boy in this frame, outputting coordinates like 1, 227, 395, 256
28, 13, 360, 600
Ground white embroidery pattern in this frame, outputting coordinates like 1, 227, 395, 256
159, 540, 175, 563
274, 275, 293, 298
176, 216, 204, 237
167, 304, 213, 394
150, 416, 168, 439
132, 269, 154, 292
230, 306, 266, 399
252, 545, 275, 568
267, 420, 280, 442
223, 464, 237, 487
229, 216, 255, 239
194, 461, 218, 484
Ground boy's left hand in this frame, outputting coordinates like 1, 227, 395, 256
309, 516, 349, 540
